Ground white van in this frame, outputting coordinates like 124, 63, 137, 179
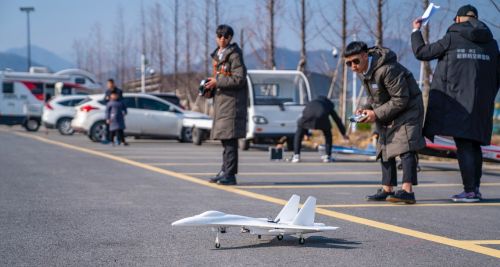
193, 70, 312, 149
0, 68, 102, 131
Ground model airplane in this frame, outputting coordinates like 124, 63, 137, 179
171, 195, 338, 248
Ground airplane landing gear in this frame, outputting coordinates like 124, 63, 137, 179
277, 234, 284, 241
299, 235, 305, 245
214, 227, 225, 248
258, 235, 262, 239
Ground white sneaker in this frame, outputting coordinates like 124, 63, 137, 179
291, 154, 300, 163
321, 155, 334, 163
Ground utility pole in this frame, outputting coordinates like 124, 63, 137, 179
20, 6, 35, 71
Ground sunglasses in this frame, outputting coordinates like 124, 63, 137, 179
217, 34, 231, 39
345, 58, 361, 67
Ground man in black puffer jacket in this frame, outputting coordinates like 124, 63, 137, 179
292, 96, 348, 163
412, 4, 500, 202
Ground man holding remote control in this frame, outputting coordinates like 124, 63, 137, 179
203, 24, 248, 186
344, 41, 425, 204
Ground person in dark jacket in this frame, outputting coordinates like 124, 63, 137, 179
204, 24, 248, 186
105, 92, 128, 146
345, 41, 426, 204
412, 4, 500, 202
102, 79, 123, 144
292, 96, 348, 163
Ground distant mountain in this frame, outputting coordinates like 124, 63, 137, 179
1, 45, 74, 72
0, 52, 43, 71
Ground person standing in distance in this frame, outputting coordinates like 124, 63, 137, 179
204, 24, 248, 186
102, 79, 123, 144
411, 4, 499, 202
344, 41, 426, 204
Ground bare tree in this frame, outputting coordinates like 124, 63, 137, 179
174, 0, 179, 89
247, 0, 282, 69
421, 0, 432, 110
204, 0, 211, 77
72, 39, 85, 70
297, 0, 306, 72
149, 2, 166, 90
376, 0, 384, 46
268, 0, 277, 69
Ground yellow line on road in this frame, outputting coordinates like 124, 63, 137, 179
317, 203, 500, 208
234, 182, 500, 189
464, 240, 500, 245
12, 131, 500, 259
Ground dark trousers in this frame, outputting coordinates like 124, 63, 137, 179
381, 151, 418, 186
221, 138, 238, 176
110, 129, 125, 144
294, 127, 332, 156
454, 137, 482, 192
105, 124, 111, 141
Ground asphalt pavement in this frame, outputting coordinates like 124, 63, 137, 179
1, 126, 499, 266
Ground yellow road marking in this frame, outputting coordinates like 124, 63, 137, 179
464, 240, 500, 245
317, 203, 500, 208
12, 131, 500, 259
234, 182, 500, 189
187, 171, 500, 177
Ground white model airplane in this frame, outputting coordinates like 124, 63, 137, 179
171, 195, 338, 248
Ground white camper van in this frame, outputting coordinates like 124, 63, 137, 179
192, 70, 312, 149
0, 68, 102, 131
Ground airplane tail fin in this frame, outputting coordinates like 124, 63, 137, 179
291, 196, 316, 226
274, 194, 300, 223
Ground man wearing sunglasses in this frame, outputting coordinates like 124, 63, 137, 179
344, 41, 425, 204
411, 5, 499, 202
204, 24, 248, 186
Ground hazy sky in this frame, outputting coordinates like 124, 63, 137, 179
1, 0, 498, 63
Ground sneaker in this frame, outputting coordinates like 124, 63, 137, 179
123, 142, 129, 146
217, 175, 237, 185
321, 155, 335, 163
101, 140, 110, 145
475, 187, 482, 200
291, 154, 300, 163
451, 191, 480, 203
366, 188, 395, 201
387, 190, 416, 204
208, 170, 225, 183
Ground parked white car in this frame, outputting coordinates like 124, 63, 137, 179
71, 93, 211, 142
42, 95, 88, 135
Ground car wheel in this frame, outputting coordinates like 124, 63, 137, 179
57, 118, 74, 135
239, 139, 250, 150
192, 127, 203, 146
90, 121, 107, 142
180, 127, 193, 143
23, 118, 40, 132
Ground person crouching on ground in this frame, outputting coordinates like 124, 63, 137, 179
105, 92, 128, 146
292, 96, 348, 163
344, 41, 425, 204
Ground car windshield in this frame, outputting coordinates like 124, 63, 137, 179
248, 72, 309, 106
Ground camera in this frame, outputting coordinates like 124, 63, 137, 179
349, 113, 368, 123
198, 79, 214, 98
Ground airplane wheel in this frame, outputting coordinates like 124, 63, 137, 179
299, 237, 305, 245
258, 235, 262, 239
277, 235, 283, 241
215, 242, 221, 249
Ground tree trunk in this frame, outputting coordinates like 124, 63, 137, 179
174, 0, 179, 89
376, 0, 384, 46
297, 0, 306, 72
268, 0, 276, 69
422, 0, 432, 111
